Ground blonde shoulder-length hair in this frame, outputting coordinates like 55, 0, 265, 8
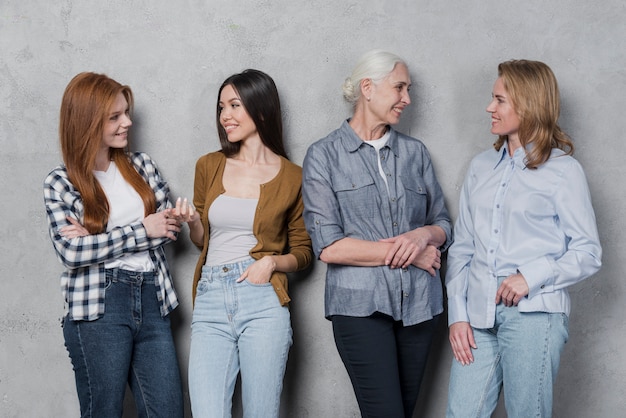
493, 59, 574, 169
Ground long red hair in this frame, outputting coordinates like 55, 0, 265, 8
59, 72, 156, 233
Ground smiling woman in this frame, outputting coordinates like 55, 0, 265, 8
302, 50, 452, 418
43, 72, 184, 417
445, 60, 602, 418
176, 69, 312, 418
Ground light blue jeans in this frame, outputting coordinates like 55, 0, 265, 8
446, 279, 569, 418
188, 258, 292, 418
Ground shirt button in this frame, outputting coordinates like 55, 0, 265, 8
540, 285, 545, 289
403, 292, 409, 298
222, 267, 229, 272
393, 222, 398, 227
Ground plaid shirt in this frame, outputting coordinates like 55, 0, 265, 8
44, 152, 179, 321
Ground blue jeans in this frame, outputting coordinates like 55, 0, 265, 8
188, 258, 292, 418
446, 285, 569, 418
63, 268, 183, 418
332, 313, 440, 418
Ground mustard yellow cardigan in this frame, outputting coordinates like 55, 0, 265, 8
191, 151, 312, 305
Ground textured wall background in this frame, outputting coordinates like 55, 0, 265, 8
1, 1, 624, 417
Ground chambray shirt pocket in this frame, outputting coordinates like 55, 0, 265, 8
399, 175, 428, 226
333, 172, 380, 223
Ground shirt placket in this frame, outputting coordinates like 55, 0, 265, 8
380, 146, 411, 318
486, 158, 515, 322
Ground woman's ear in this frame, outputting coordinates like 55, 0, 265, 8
360, 78, 372, 101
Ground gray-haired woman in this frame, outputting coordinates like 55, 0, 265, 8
302, 50, 452, 418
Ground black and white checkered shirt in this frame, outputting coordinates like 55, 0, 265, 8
43, 152, 179, 321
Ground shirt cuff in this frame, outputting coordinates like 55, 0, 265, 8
447, 295, 470, 326
518, 256, 554, 298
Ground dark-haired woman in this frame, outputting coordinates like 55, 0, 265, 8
178, 69, 312, 418
43, 72, 183, 417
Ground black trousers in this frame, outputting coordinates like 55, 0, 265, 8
332, 312, 439, 418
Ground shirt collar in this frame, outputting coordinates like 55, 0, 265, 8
493, 140, 529, 170
339, 119, 399, 156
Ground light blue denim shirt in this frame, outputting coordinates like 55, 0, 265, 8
445, 141, 602, 328
302, 120, 452, 326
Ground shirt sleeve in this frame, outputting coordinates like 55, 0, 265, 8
518, 159, 602, 297
133, 152, 175, 248
43, 170, 153, 269
445, 163, 475, 325
420, 146, 453, 250
302, 144, 346, 259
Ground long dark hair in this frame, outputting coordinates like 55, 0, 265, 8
216, 69, 288, 159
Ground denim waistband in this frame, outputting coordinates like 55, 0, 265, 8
201, 257, 255, 279
105, 268, 156, 285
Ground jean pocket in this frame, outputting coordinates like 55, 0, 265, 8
242, 279, 273, 288
196, 278, 210, 296
104, 276, 114, 290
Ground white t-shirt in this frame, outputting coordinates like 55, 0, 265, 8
94, 161, 154, 271
365, 130, 391, 194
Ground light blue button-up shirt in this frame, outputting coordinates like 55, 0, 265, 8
303, 121, 452, 326
446, 142, 602, 328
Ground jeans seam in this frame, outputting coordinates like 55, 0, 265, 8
476, 352, 500, 418
75, 322, 94, 417
131, 363, 150, 418
535, 315, 551, 417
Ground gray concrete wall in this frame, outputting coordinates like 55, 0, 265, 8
1, 1, 624, 416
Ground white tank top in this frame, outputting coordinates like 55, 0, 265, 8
205, 194, 259, 266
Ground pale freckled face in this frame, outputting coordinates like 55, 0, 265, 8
101, 92, 132, 150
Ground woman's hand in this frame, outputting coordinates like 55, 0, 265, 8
495, 273, 529, 306
60, 216, 90, 239
379, 228, 430, 269
143, 209, 181, 240
237, 256, 276, 284
171, 197, 200, 224
411, 245, 441, 276
449, 322, 477, 366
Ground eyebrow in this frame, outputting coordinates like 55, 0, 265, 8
218, 97, 242, 105
393, 80, 411, 87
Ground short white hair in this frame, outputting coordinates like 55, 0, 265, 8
342, 49, 407, 106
